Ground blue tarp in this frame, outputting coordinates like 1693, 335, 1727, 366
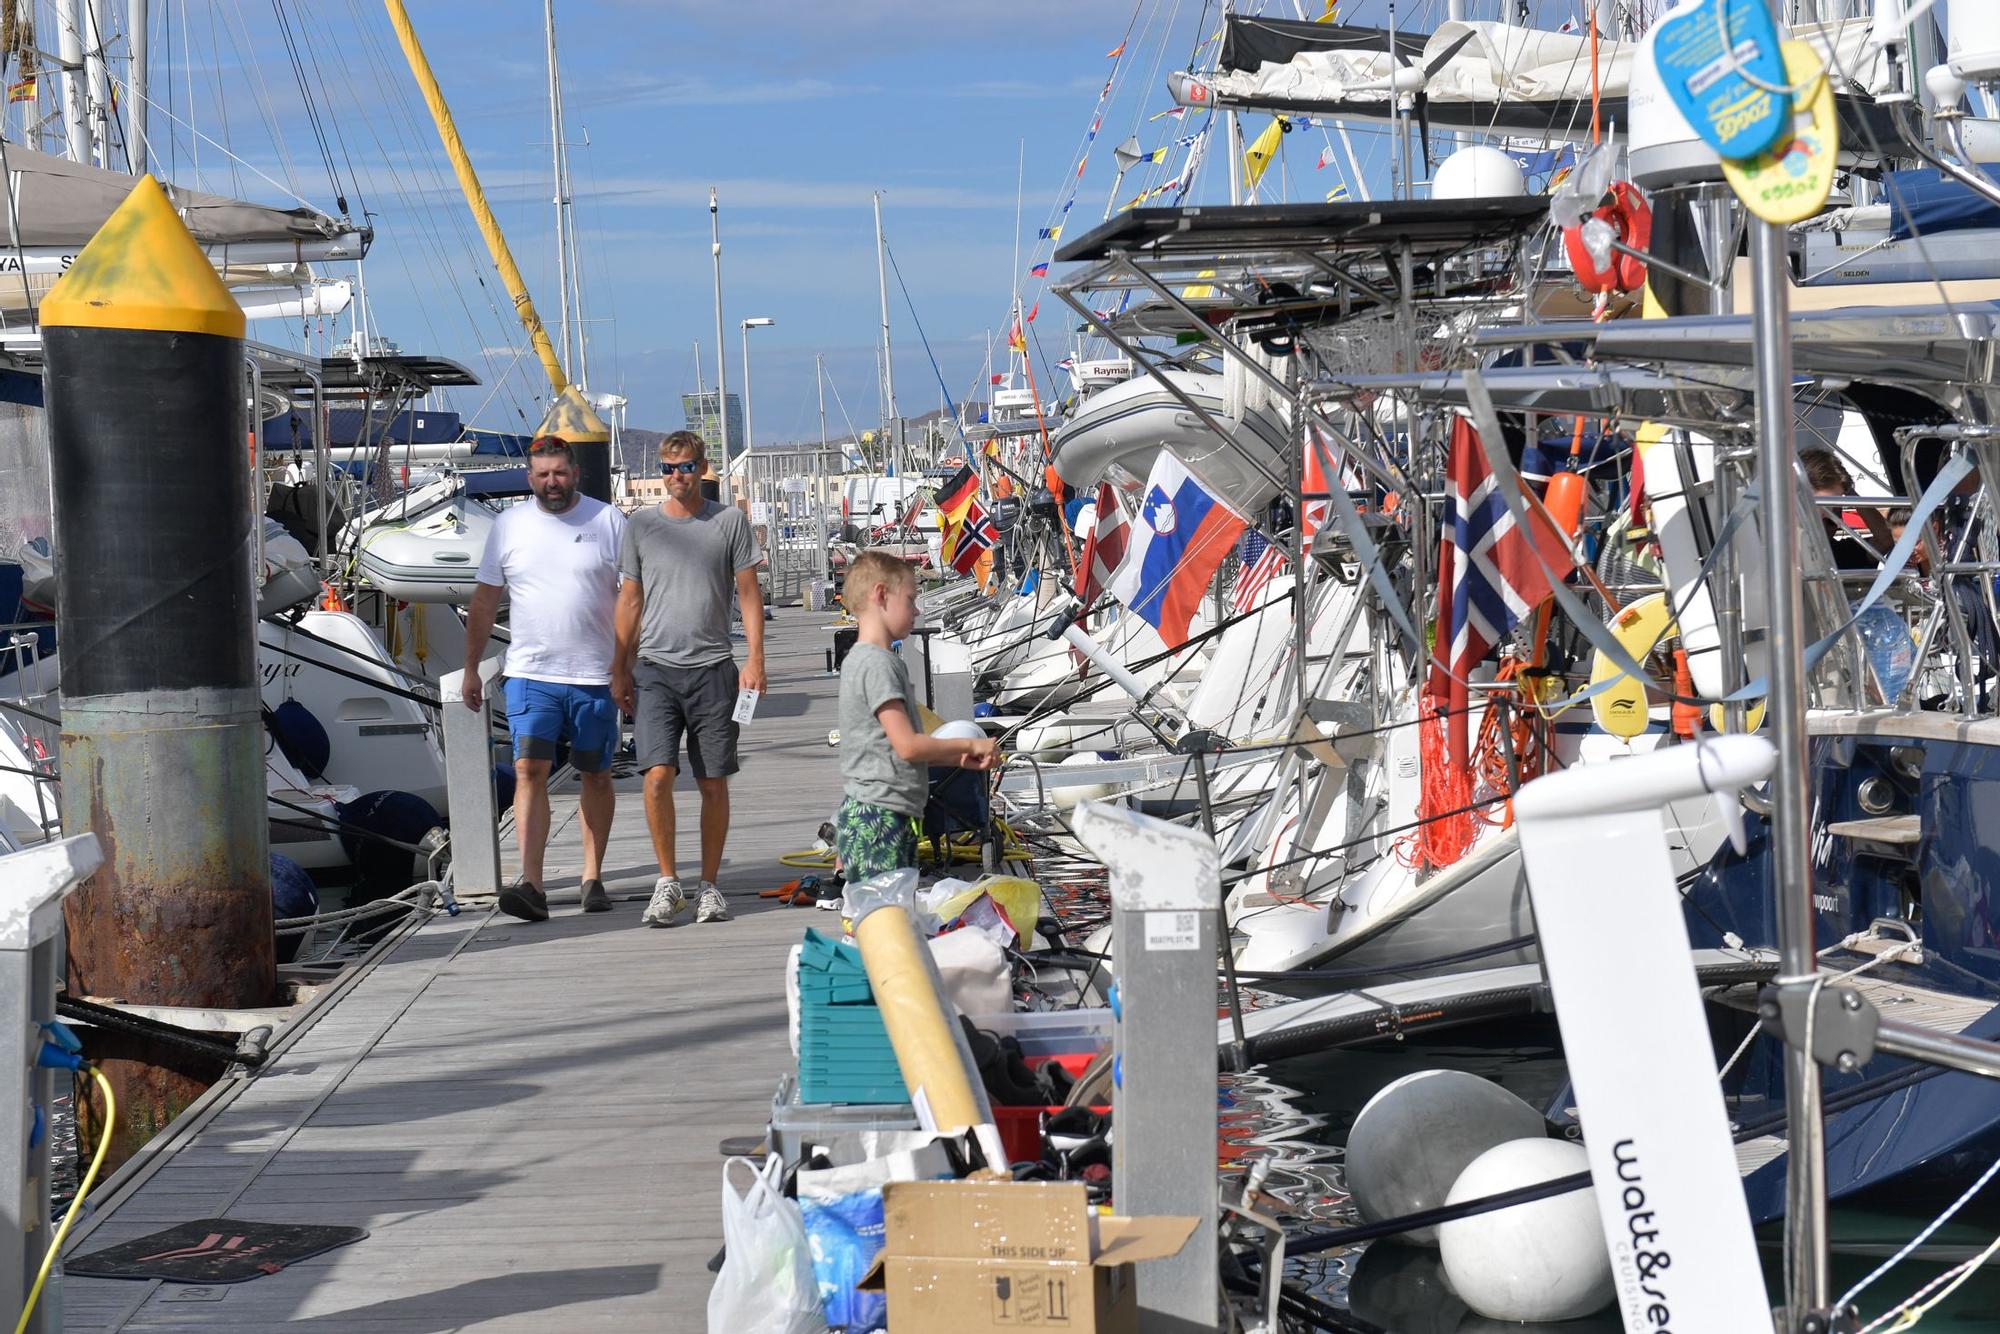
0, 369, 41, 407
467, 429, 535, 458
1887, 163, 2000, 241
462, 468, 530, 498
263, 408, 463, 449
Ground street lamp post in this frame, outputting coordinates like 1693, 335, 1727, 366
739, 317, 776, 495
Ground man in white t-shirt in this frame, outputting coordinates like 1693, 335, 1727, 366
463, 437, 627, 922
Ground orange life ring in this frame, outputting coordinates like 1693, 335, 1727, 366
1563, 181, 1652, 295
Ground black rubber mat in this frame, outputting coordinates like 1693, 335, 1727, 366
69, 1219, 367, 1283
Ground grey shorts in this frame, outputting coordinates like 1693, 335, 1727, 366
634, 659, 740, 779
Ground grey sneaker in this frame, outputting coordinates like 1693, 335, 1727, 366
695, 882, 731, 923
579, 879, 612, 913
642, 876, 687, 927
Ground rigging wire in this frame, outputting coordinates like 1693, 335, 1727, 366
882, 239, 970, 452
269, 0, 351, 214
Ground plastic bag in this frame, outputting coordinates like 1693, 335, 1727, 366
708, 1155, 828, 1334
800, 1189, 888, 1333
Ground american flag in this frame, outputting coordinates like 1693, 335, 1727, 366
1425, 416, 1568, 769
1077, 483, 1129, 607
1231, 434, 1335, 612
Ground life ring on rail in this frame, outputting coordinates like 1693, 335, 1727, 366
1564, 181, 1652, 295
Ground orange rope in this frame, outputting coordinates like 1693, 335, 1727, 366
1017, 335, 1082, 588
1404, 692, 1481, 871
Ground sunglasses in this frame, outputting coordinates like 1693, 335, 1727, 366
660, 460, 702, 476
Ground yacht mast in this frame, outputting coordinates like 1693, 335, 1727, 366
564, 127, 590, 388
55, 0, 85, 163
543, 0, 572, 378
84, 0, 106, 164
126, 0, 146, 173
710, 187, 733, 491
873, 190, 897, 467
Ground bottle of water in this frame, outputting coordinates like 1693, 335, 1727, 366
1855, 605, 1915, 703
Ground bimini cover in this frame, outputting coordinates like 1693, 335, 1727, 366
1886, 163, 2000, 240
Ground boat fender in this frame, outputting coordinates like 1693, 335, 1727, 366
1439, 1139, 1613, 1322
1049, 752, 1112, 811
267, 699, 332, 781
1344, 1070, 1546, 1245
270, 852, 317, 965
336, 789, 444, 894
1563, 181, 1652, 294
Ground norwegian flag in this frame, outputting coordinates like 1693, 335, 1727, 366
1231, 432, 1336, 612
1077, 483, 1129, 607
945, 498, 998, 575
1425, 416, 1569, 769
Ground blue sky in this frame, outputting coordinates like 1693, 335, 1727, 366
128, 0, 1252, 443
115, 0, 1472, 442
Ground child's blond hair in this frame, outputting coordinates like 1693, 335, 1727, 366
844, 550, 916, 610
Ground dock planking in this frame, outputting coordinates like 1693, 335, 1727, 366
59, 611, 849, 1332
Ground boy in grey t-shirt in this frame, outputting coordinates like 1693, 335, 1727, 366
836, 552, 998, 880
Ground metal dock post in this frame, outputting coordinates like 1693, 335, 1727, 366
441, 655, 505, 899
4, 833, 102, 1332
1074, 799, 1220, 1332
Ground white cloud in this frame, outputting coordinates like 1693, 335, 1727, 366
568, 75, 875, 111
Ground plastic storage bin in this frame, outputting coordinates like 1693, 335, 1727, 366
768, 1072, 919, 1167
963, 1008, 1115, 1060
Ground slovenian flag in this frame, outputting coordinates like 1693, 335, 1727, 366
1108, 454, 1247, 648
1029, 261, 1049, 277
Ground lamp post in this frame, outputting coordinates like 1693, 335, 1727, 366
739, 316, 775, 500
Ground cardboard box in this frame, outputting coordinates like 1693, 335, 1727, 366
858, 1179, 1197, 1333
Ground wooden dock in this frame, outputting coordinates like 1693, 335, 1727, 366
61, 612, 849, 1332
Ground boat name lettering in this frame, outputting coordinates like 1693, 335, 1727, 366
1611, 1138, 1674, 1333
261, 662, 301, 685
0, 252, 71, 273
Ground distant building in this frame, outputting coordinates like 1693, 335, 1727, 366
681, 391, 745, 464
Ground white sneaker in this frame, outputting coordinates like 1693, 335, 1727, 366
694, 882, 731, 923
642, 876, 687, 927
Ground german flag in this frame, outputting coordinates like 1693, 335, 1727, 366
932, 464, 978, 524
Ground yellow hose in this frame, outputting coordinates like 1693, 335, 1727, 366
16, 1066, 115, 1334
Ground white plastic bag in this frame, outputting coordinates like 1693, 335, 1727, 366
708, 1155, 828, 1334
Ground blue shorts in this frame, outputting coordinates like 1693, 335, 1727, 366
503, 678, 618, 773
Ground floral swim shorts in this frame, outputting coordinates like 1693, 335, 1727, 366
834, 797, 919, 882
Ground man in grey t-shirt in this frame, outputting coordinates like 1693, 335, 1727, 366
613, 430, 765, 927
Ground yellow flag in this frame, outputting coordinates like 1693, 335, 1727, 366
1243, 117, 1286, 189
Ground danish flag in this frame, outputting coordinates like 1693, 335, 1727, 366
1077, 483, 1129, 608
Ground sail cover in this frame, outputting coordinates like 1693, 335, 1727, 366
0, 140, 366, 258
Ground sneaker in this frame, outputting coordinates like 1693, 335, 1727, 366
642, 876, 688, 928
695, 882, 731, 924
579, 879, 612, 914
498, 877, 548, 923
